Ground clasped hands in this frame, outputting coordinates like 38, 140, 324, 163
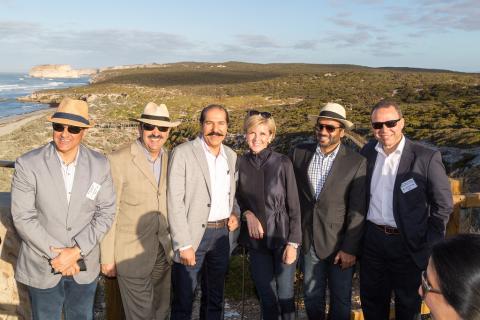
50, 246, 82, 276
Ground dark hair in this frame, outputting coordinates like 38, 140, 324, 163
199, 104, 229, 124
431, 234, 480, 320
371, 99, 403, 118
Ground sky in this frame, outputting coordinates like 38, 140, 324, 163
0, 0, 479, 73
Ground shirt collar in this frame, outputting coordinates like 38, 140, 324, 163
137, 138, 163, 163
315, 143, 341, 158
200, 135, 227, 159
375, 135, 406, 157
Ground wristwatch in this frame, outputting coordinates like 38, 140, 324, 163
288, 242, 299, 249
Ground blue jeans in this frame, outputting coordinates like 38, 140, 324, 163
28, 276, 98, 320
302, 246, 354, 320
249, 246, 298, 320
171, 227, 230, 320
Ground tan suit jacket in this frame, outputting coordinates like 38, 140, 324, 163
101, 141, 172, 278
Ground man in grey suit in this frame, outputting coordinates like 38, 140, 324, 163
11, 97, 116, 320
290, 103, 366, 320
168, 104, 239, 320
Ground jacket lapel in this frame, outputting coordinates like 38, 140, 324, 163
131, 142, 158, 190
192, 137, 211, 196
44, 142, 69, 212
302, 145, 317, 201
394, 138, 414, 206
68, 145, 90, 215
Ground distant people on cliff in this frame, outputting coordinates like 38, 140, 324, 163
11, 97, 116, 319
419, 233, 480, 320
100, 102, 181, 319
236, 110, 301, 320
360, 99, 453, 320
290, 102, 366, 320
167, 104, 239, 320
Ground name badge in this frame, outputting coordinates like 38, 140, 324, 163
86, 182, 101, 200
401, 178, 417, 194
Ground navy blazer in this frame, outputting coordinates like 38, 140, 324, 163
361, 138, 453, 268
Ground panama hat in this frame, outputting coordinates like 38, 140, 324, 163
131, 102, 181, 127
308, 102, 354, 129
47, 97, 93, 128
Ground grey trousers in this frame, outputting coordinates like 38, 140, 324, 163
118, 244, 171, 320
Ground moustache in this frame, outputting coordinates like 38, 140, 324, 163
207, 131, 224, 136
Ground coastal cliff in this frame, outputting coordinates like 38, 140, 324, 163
29, 64, 97, 78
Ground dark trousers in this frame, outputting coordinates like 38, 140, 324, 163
171, 227, 230, 320
360, 222, 422, 320
302, 246, 354, 320
249, 246, 297, 320
28, 276, 98, 320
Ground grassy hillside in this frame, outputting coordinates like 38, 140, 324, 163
0, 62, 479, 191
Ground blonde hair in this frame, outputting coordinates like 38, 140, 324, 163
243, 114, 276, 140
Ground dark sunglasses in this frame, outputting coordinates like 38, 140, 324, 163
52, 123, 83, 134
247, 110, 272, 118
141, 123, 169, 132
371, 119, 401, 130
420, 270, 442, 299
315, 124, 343, 133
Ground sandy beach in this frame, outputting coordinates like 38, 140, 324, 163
0, 108, 52, 137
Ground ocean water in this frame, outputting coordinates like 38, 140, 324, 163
0, 73, 89, 118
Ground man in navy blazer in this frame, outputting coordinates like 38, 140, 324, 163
359, 100, 453, 320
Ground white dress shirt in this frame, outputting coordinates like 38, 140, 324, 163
55, 149, 79, 204
200, 137, 231, 222
367, 136, 406, 227
308, 144, 340, 199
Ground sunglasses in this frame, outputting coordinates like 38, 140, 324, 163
52, 123, 83, 134
420, 270, 442, 299
247, 110, 272, 118
371, 119, 401, 130
315, 124, 343, 133
141, 123, 169, 132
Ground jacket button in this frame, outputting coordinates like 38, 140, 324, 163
67, 227, 72, 231
202, 224, 206, 228
207, 204, 211, 207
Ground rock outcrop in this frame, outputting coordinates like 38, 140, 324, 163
29, 64, 97, 78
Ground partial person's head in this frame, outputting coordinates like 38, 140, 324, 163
370, 100, 404, 154
132, 102, 180, 158
419, 234, 480, 320
308, 103, 352, 154
199, 104, 229, 151
48, 97, 92, 157
243, 110, 276, 154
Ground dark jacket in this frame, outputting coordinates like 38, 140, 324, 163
290, 143, 367, 259
361, 138, 453, 268
236, 148, 301, 250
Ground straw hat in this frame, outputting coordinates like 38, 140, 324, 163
131, 102, 181, 127
47, 97, 93, 128
308, 102, 354, 129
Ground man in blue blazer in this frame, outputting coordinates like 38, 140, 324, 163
359, 100, 453, 320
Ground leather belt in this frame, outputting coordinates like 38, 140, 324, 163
372, 222, 400, 235
207, 218, 228, 229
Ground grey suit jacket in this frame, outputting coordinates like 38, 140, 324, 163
101, 141, 173, 278
291, 143, 367, 259
167, 137, 237, 262
11, 142, 116, 289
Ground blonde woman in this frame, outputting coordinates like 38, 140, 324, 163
236, 110, 301, 320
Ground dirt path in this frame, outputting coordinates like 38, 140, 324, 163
0, 109, 51, 137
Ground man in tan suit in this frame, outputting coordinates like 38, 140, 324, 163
100, 102, 181, 320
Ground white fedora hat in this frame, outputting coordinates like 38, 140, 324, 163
131, 102, 181, 128
308, 102, 354, 129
